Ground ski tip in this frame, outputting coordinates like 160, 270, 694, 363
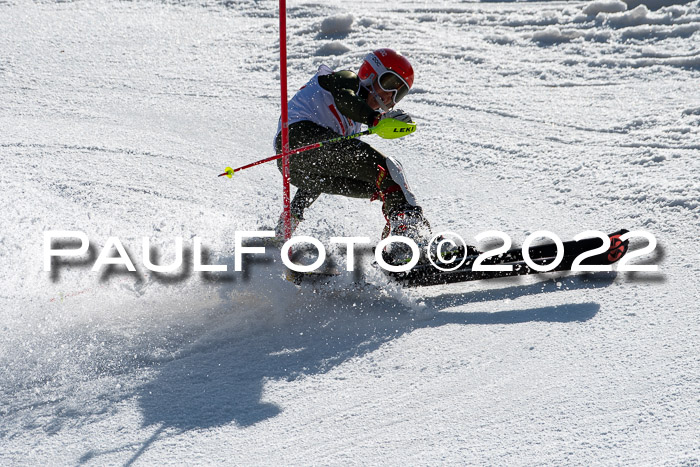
606, 231, 629, 264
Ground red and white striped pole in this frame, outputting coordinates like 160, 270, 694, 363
279, 0, 291, 241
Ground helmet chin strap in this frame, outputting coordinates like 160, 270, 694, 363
368, 81, 391, 112
374, 92, 391, 112
361, 75, 392, 112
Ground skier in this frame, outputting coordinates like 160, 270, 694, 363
273, 48, 431, 263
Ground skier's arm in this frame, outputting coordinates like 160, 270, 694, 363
318, 70, 381, 126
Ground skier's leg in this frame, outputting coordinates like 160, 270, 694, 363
273, 122, 331, 232
321, 138, 434, 261
289, 189, 320, 220
275, 121, 381, 217
272, 188, 320, 239
319, 140, 431, 239
275, 121, 430, 249
279, 126, 418, 213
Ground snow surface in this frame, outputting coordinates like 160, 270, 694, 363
1, 0, 699, 465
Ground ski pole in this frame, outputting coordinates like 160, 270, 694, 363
219, 130, 370, 178
218, 117, 416, 178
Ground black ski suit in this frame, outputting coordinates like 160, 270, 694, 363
275, 70, 413, 221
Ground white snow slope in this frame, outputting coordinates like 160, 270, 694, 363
1, 0, 699, 465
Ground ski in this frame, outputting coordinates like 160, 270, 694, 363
386, 230, 629, 287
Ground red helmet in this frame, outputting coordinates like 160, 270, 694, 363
358, 48, 414, 106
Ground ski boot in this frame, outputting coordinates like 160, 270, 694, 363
382, 207, 479, 267
267, 211, 302, 247
382, 206, 432, 265
428, 233, 480, 267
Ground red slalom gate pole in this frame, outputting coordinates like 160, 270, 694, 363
279, 0, 291, 241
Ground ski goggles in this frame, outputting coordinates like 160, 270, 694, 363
377, 71, 410, 105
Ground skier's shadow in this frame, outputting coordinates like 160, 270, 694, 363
422, 271, 618, 310
84, 270, 612, 465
